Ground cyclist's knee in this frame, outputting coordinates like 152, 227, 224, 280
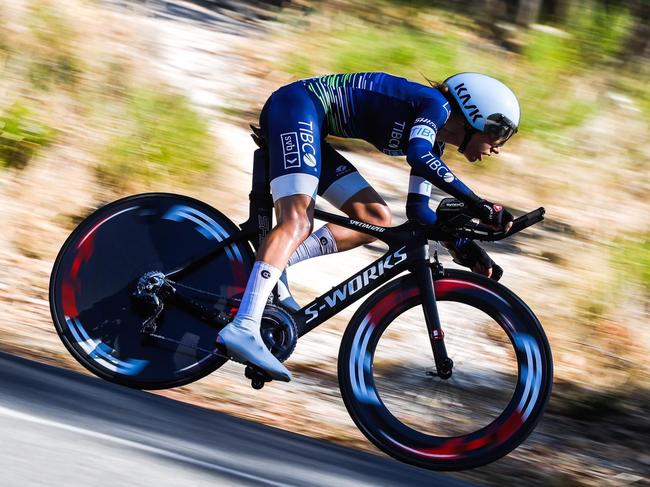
279, 215, 312, 243
275, 195, 314, 243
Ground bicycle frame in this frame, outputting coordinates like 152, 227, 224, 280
166, 147, 452, 374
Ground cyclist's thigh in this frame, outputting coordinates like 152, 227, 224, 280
261, 83, 323, 203
318, 142, 380, 209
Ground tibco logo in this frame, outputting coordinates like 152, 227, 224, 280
387, 121, 406, 150
305, 246, 407, 322
298, 121, 317, 169
420, 151, 455, 184
282, 121, 318, 170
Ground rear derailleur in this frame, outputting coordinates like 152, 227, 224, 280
133, 271, 176, 334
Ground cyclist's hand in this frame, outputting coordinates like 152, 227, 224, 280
443, 240, 503, 281
473, 199, 513, 232
473, 260, 503, 281
468, 247, 503, 281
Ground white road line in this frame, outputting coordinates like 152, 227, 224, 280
0, 405, 294, 487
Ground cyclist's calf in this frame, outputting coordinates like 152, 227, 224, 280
254, 194, 315, 269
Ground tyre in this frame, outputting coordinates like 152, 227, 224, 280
50, 193, 255, 389
338, 268, 553, 470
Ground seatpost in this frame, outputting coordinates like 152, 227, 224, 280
248, 148, 274, 251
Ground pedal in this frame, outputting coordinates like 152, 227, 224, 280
244, 365, 272, 390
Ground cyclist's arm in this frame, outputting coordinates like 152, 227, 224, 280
405, 100, 481, 206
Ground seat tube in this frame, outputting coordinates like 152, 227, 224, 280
412, 254, 450, 372
249, 148, 274, 251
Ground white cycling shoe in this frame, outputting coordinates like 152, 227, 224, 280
217, 319, 292, 382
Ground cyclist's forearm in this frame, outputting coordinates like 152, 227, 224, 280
406, 175, 437, 225
406, 141, 480, 205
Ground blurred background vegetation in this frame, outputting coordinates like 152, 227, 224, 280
0, 0, 217, 191
0, 0, 648, 484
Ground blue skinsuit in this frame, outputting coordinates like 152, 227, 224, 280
259, 72, 480, 222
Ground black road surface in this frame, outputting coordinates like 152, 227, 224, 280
0, 352, 479, 486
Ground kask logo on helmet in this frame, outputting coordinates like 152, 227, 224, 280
453, 83, 483, 123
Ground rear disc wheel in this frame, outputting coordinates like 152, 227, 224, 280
49, 193, 255, 389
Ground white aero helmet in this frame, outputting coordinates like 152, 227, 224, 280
443, 72, 520, 146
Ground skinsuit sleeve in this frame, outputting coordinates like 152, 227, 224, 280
405, 96, 480, 225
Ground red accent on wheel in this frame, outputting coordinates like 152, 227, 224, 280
417, 430, 491, 457
61, 278, 78, 318
462, 434, 491, 451
433, 279, 469, 296
368, 287, 419, 325
423, 437, 465, 456
494, 410, 524, 444
62, 232, 96, 318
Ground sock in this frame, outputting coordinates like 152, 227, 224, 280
233, 261, 282, 327
287, 226, 338, 267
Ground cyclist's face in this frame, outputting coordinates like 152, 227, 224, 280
463, 132, 502, 163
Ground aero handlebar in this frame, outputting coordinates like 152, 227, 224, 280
432, 207, 545, 242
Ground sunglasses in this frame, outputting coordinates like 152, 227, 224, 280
484, 113, 518, 146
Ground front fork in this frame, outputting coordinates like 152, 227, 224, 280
412, 251, 453, 379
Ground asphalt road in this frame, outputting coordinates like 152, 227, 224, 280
0, 352, 478, 487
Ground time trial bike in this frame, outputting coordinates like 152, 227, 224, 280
49, 129, 552, 471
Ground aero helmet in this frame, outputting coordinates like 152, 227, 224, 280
443, 72, 520, 147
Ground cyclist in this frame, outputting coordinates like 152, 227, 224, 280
218, 72, 518, 382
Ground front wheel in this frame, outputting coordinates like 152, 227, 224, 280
338, 268, 553, 471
